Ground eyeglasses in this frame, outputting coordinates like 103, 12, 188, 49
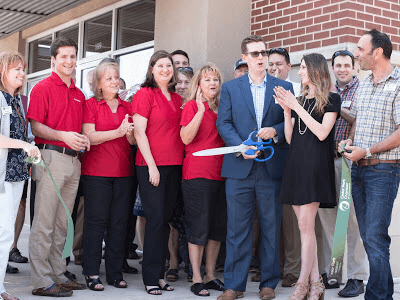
332, 50, 354, 60
244, 50, 268, 58
177, 67, 194, 73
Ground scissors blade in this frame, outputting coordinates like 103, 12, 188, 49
193, 144, 246, 156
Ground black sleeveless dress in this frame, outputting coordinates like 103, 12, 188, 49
278, 93, 341, 208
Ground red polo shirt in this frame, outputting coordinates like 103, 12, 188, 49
180, 100, 225, 181
132, 87, 184, 166
27, 72, 85, 149
81, 97, 133, 177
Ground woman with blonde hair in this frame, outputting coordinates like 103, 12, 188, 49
0, 51, 41, 300
81, 61, 135, 291
274, 53, 340, 300
180, 63, 226, 297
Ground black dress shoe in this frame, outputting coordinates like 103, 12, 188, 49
122, 260, 138, 274
9, 247, 28, 263
6, 264, 19, 274
321, 273, 340, 289
338, 279, 364, 297
64, 270, 77, 280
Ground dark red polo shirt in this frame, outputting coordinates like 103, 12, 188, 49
180, 100, 225, 181
81, 97, 133, 177
131, 87, 184, 166
27, 72, 85, 149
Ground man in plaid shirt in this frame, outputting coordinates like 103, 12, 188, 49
319, 50, 368, 298
339, 29, 400, 300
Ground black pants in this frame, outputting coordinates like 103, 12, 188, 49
82, 175, 132, 282
137, 165, 182, 286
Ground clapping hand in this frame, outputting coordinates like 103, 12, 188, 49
196, 87, 205, 113
117, 114, 134, 137
273, 86, 298, 112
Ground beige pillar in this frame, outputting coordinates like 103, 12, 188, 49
0, 32, 25, 55
154, 0, 251, 82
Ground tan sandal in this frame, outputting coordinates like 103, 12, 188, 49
308, 276, 325, 300
289, 281, 309, 300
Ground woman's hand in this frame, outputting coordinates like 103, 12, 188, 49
195, 87, 205, 113
117, 114, 134, 137
148, 165, 160, 187
273, 86, 298, 113
23, 143, 41, 159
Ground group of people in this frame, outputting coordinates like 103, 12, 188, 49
0, 28, 399, 300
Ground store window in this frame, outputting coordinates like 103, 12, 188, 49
117, 0, 155, 50
56, 24, 79, 42
118, 47, 153, 90
83, 12, 112, 58
28, 34, 52, 74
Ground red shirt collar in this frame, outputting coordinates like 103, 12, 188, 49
50, 72, 78, 89
98, 96, 124, 106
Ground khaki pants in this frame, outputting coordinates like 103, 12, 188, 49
29, 149, 81, 289
318, 157, 369, 281
281, 204, 301, 277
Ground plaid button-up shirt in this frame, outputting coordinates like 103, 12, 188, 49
350, 65, 400, 160
334, 76, 359, 148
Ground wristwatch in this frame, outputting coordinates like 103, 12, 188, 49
365, 147, 372, 158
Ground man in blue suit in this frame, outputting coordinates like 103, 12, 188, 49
216, 35, 293, 300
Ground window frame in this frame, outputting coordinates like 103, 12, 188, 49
25, 0, 154, 94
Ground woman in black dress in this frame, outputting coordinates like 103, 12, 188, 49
274, 53, 340, 300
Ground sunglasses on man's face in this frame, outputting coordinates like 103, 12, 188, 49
245, 50, 269, 58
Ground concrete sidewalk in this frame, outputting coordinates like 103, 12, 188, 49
4, 199, 400, 299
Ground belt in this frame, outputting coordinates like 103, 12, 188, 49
354, 158, 400, 166
334, 150, 342, 158
37, 144, 77, 157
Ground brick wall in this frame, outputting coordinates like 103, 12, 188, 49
251, 0, 400, 52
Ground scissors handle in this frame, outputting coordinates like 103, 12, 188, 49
244, 146, 274, 161
243, 131, 275, 161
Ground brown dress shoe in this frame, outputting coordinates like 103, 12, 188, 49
260, 287, 275, 300
217, 289, 244, 300
251, 271, 261, 282
60, 279, 86, 290
74, 255, 82, 265
282, 273, 298, 287
32, 284, 73, 297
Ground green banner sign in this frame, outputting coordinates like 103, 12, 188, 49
327, 146, 352, 285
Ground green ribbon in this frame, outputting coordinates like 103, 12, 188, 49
25, 156, 74, 259
327, 144, 352, 285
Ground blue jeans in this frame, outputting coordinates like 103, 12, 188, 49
351, 163, 400, 300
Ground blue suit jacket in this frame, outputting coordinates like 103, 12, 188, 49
216, 73, 294, 180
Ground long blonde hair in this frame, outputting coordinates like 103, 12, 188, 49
300, 53, 331, 115
185, 63, 222, 111
0, 51, 27, 96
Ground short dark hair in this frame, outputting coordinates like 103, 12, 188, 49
50, 37, 78, 58
268, 48, 290, 64
171, 49, 190, 64
100, 57, 118, 64
142, 50, 176, 92
365, 29, 392, 60
331, 50, 355, 67
119, 77, 126, 89
241, 35, 266, 54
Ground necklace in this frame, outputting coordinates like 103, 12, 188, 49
298, 98, 316, 135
